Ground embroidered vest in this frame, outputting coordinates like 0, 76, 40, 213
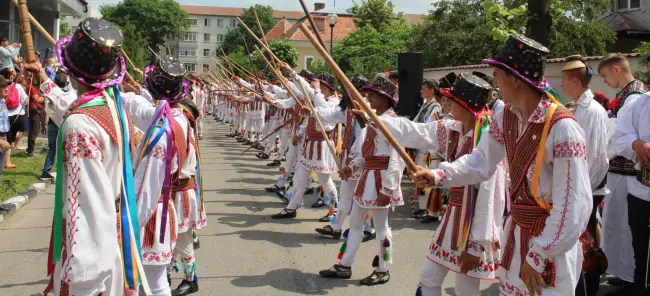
415, 99, 442, 123
69, 104, 136, 153
609, 80, 647, 175
501, 104, 575, 287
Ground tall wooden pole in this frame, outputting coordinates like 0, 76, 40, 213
11, 0, 56, 46
252, 9, 277, 68
253, 46, 303, 109
298, 0, 327, 49
16, 0, 36, 61
297, 23, 417, 171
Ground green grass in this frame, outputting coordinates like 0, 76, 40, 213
0, 142, 49, 201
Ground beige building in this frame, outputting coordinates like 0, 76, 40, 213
423, 53, 646, 103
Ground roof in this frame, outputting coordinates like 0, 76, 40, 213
265, 18, 293, 40
180, 5, 304, 20
601, 12, 650, 32
423, 52, 646, 72
267, 15, 358, 42
312, 7, 354, 16
404, 14, 424, 24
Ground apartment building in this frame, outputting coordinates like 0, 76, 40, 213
172, 5, 303, 72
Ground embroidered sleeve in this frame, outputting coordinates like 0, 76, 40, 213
134, 138, 169, 228
553, 141, 587, 159
467, 240, 488, 257
529, 119, 591, 272
488, 119, 504, 145
120, 92, 157, 131
40, 79, 78, 126
60, 116, 119, 293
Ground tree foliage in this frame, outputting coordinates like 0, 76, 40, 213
120, 24, 149, 80
352, 0, 403, 31
223, 40, 299, 80
101, 0, 189, 51
219, 5, 277, 55
59, 21, 72, 38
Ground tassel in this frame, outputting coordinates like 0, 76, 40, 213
383, 238, 391, 262
372, 255, 379, 268
143, 208, 157, 248
337, 229, 350, 260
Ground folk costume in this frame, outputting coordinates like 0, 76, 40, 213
560, 56, 611, 296
610, 85, 650, 295
41, 18, 150, 296
319, 77, 406, 286
121, 57, 193, 296
238, 77, 266, 145
602, 76, 648, 286
379, 73, 505, 295
428, 35, 592, 296
258, 82, 289, 160
272, 72, 340, 219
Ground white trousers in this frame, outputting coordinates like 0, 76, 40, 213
238, 114, 247, 136
340, 204, 392, 272
331, 179, 358, 231
171, 231, 196, 281
260, 121, 271, 145
144, 265, 171, 296
197, 117, 203, 138
418, 259, 480, 296
286, 165, 337, 210
264, 120, 282, 154
274, 128, 292, 161
247, 118, 264, 141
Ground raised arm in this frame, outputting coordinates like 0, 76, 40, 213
120, 92, 157, 131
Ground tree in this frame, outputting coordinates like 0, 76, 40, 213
410, 0, 501, 68
101, 0, 189, 51
219, 5, 277, 55
59, 21, 72, 38
333, 19, 413, 78
251, 39, 299, 80
120, 24, 149, 81
352, 0, 402, 31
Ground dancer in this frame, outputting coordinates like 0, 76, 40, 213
319, 76, 405, 285
412, 34, 591, 296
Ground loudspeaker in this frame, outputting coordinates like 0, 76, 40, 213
397, 52, 424, 120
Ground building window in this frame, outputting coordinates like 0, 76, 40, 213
203, 64, 210, 70
216, 34, 224, 42
203, 49, 211, 57
204, 33, 211, 42
190, 19, 198, 26
305, 56, 314, 69
216, 19, 224, 28
184, 31, 198, 42
229, 19, 237, 27
617, 0, 641, 10
205, 19, 211, 27
184, 63, 196, 72
179, 48, 196, 57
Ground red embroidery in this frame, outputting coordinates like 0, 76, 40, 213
151, 145, 166, 160
63, 132, 102, 162
468, 240, 486, 253
435, 170, 446, 186
142, 250, 173, 263
488, 120, 504, 145
40, 81, 58, 96
63, 163, 81, 282
553, 141, 587, 160
530, 100, 551, 123
500, 281, 529, 296
436, 122, 447, 155
543, 160, 572, 252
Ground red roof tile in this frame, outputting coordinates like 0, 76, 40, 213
267, 15, 358, 42
266, 18, 293, 40
180, 5, 304, 20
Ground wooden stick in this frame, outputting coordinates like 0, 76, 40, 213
220, 52, 254, 77
252, 9, 277, 68
298, 0, 327, 49
236, 17, 282, 64
16, 0, 36, 62
297, 23, 417, 171
121, 48, 137, 70
11, 0, 56, 47
253, 45, 303, 110
211, 59, 261, 95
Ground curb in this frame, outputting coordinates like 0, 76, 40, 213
0, 178, 54, 224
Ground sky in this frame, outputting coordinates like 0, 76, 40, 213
96, 0, 437, 15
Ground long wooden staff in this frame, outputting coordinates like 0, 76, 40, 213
297, 23, 417, 171
219, 52, 254, 77
253, 46, 303, 109
255, 45, 339, 170
211, 58, 261, 95
11, 0, 56, 46
16, 0, 36, 62
252, 9, 277, 69
237, 17, 282, 64
242, 118, 293, 154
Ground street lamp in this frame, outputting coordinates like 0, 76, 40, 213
328, 13, 339, 56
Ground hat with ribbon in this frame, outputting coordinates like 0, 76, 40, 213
144, 55, 188, 102
351, 74, 370, 91
299, 69, 314, 81
472, 71, 494, 87
438, 72, 457, 89
482, 34, 550, 90
56, 18, 125, 88
314, 72, 336, 92
561, 55, 594, 76
361, 75, 397, 107
440, 72, 491, 114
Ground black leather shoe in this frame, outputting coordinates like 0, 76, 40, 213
412, 209, 426, 217
362, 231, 376, 242
193, 237, 200, 250
305, 187, 315, 195
318, 214, 332, 222
413, 210, 429, 220
315, 225, 342, 239
359, 270, 390, 286
167, 273, 171, 287
276, 188, 286, 199
265, 185, 280, 193
256, 153, 270, 160
420, 215, 439, 224
271, 209, 297, 219
267, 160, 282, 167
311, 198, 326, 208
171, 279, 199, 296
319, 264, 352, 279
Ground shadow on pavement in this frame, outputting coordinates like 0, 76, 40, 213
220, 230, 340, 248
444, 282, 500, 295
230, 268, 356, 295
213, 188, 269, 197
0, 279, 49, 289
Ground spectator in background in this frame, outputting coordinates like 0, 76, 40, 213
40, 70, 70, 181
23, 70, 44, 157
0, 37, 20, 70
592, 92, 613, 117
43, 57, 57, 81
0, 67, 25, 169
0, 76, 13, 179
